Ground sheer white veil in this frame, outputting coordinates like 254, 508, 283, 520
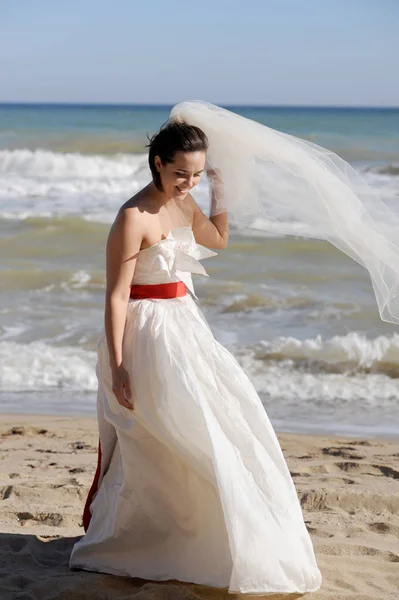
170, 100, 399, 326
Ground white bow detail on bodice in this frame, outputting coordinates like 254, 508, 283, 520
135, 226, 218, 298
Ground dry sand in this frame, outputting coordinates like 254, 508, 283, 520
0, 413, 398, 600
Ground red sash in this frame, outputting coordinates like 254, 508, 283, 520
129, 281, 187, 299
82, 280, 187, 533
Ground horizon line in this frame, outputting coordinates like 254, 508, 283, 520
0, 101, 398, 110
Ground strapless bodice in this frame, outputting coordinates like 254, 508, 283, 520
131, 226, 218, 298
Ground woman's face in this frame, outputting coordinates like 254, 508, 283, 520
155, 150, 206, 199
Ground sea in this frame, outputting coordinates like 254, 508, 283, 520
1, 103, 399, 439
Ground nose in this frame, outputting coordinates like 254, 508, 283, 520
186, 175, 195, 188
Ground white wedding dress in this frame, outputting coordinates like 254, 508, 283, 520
69, 226, 322, 595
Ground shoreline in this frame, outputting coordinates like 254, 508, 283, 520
1, 413, 399, 598
1, 400, 399, 442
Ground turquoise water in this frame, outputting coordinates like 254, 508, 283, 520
1, 103, 399, 438
2, 104, 399, 163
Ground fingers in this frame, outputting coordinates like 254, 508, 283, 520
122, 373, 134, 409
122, 385, 134, 410
112, 382, 134, 411
111, 367, 134, 411
121, 395, 134, 410
123, 377, 132, 401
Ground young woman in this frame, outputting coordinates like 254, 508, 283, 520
69, 119, 323, 594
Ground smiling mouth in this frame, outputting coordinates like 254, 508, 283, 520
176, 186, 189, 194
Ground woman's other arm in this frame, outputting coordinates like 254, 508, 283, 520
105, 207, 144, 410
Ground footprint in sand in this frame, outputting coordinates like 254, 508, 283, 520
373, 465, 399, 479
299, 490, 329, 510
0, 485, 13, 500
289, 471, 310, 478
16, 512, 64, 527
69, 441, 93, 451
336, 461, 362, 472
7, 574, 32, 590
7, 536, 28, 553
2, 427, 49, 436
368, 521, 399, 537
318, 542, 399, 562
322, 446, 365, 460
337, 440, 374, 446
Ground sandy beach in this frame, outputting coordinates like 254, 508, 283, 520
0, 413, 398, 600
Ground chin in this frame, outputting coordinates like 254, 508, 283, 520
174, 188, 190, 198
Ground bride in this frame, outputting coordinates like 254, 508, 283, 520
68, 107, 325, 594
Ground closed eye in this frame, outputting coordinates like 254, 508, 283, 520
176, 171, 203, 176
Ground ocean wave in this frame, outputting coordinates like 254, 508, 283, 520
237, 331, 399, 376
0, 149, 397, 233
364, 163, 399, 177
0, 148, 211, 220
219, 293, 317, 314
0, 341, 97, 391
244, 357, 399, 409
0, 148, 147, 178
1, 337, 398, 424
2, 332, 399, 394
0, 149, 150, 209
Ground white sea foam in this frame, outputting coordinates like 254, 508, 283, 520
0, 149, 397, 231
255, 331, 399, 370
0, 149, 149, 223
68, 270, 92, 289
2, 332, 399, 397
232, 333, 399, 415
0, 148, 145, 178
1, 336, 397, 435
246, 360, 398, 406
0, 341, 97, 391
0, 149, 210, 221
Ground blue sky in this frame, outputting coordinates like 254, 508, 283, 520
1, 0, 398, 106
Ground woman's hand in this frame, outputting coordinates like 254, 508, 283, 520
206, 165, 223, 186
206, 165, 227, 224
206, 165, 224, 201
111, 364, 134, 410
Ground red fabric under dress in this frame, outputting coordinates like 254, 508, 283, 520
82, 280, 187, 532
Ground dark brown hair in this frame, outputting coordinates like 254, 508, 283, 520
146, 120, 208, 191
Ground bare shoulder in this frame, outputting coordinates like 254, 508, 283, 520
121, 184, 156, 213
109, 186, 156, 245
107, 207, 145, 259
110, 204, 144, 238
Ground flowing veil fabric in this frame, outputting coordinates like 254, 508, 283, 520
170, 101, 399, 325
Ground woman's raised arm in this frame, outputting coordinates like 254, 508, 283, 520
189, 169, 229, 249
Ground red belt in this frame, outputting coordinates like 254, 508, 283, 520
82, 280, 187, 533
129, 281, 187, 299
